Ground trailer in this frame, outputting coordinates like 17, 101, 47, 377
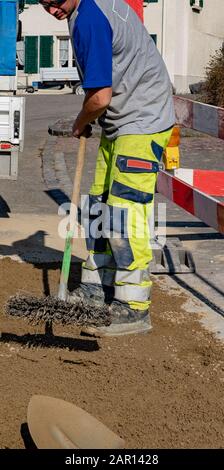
0, 0, 25, 179
38, 67, 84, 95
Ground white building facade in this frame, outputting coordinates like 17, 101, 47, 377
19, 0, 224, 93
18, 1, 70, 85
144, 0, 224, 92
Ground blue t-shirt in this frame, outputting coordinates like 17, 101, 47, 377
71, 0, 113, 89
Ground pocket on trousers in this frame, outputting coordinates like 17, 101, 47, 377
111, 180, 153, 204
116, 155, 159, 173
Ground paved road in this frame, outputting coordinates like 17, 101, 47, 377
0, 94, 83, 214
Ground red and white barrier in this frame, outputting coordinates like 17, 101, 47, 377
174, 169, 224, 197
156, 98, 224, 234
118, 6, 224, 235
157, 171, 224, 234
174, 96, 224, 140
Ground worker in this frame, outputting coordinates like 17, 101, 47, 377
40, 0, 175, 336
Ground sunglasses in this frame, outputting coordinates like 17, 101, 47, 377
40, 0, 66, 7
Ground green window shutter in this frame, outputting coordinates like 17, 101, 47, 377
25, 36, 38, 73
39, 36, 53, 68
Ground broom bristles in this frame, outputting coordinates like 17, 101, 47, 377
5, 294, 111, 327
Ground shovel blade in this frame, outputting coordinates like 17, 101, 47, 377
27, 395, 125, 449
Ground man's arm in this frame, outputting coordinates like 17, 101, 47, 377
73, 87, 112, 138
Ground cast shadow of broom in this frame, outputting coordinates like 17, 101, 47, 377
0, 230, 100, 351
0, 331, 99, 352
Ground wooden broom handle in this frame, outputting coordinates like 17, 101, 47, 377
71, 135, 87, 209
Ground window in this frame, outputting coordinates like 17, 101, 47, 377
17, 40, 25, 71
59, 39, 69, 68
24, 36, 53, 74
57, 37, 75, 68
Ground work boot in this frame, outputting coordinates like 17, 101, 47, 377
81, 300, 152, 337
67, 283, 114, 305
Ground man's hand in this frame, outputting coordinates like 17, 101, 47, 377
73, 123, 92, 139
72, 87, 112, 139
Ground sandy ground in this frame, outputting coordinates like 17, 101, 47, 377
0, 258, 224, 449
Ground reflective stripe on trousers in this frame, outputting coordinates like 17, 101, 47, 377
81, 266, 115, 286
82, 260, 149, 287
114, 284, 151, 303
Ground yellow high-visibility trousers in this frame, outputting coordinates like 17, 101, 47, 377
81, 129, 173, 311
